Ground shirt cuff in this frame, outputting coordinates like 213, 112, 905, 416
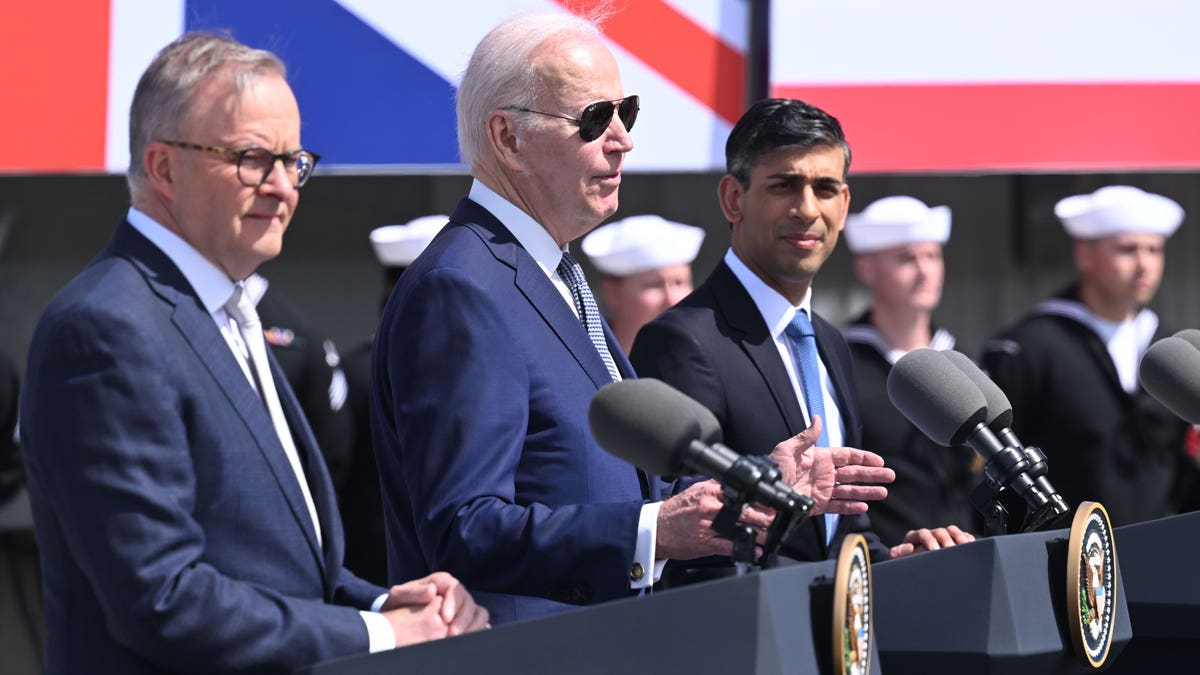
361, 604, 396, 653
631, 502, 667, 589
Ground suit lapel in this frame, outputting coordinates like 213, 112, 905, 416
455, 200, 619, 390
113, 223, 328, 571
708, 263, 809, 436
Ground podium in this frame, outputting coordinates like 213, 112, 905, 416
873, 527, 1132, 675
1104, 511, 1200, 674
301, 558, 881, 675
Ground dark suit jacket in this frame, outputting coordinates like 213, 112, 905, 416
630, 260, 888, 565
370, 198, 657, 625
20, 222, 385, 674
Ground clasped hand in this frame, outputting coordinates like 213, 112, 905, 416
380, 571, 490, 647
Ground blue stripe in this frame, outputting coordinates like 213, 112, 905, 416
186, 0, 461, 166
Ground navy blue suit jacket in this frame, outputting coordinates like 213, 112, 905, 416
20, 222, 385, 674
630, 260, 889, 564
370, 198, 658, 625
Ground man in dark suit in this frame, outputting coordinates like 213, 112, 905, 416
631, 99, 974, 571
19, 32, 484, 674
371, 16, 894, 625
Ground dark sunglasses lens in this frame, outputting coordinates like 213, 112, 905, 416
578, 101, 616, 142
618, 96, 639, 133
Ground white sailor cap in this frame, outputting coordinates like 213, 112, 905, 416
1055, 185, 1183, 240
581, 214, 706, 277
369, 215, 447, 267
844, 196, 951, 254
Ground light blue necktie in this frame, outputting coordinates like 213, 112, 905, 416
558, 251, 622, 382
784, 309, 839, 544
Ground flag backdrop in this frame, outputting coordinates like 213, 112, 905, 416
2, 0, 1197, 174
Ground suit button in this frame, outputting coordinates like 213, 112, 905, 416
630, 562, 645, 582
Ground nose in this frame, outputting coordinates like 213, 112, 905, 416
258, 157, 296, 196
790, 188, 820, 221
605, 113, 634, 153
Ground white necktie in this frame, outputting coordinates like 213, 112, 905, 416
225, 283, 323, 547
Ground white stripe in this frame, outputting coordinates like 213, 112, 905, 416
771, 0, 1200, 84
664, 0, 748, 52
107, 0, 186, 172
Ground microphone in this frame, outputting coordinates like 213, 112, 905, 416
1139, 335, 1200, 424
940, 349, 1070, 525
588, 378, 812, 512
887, 349, 1052, 517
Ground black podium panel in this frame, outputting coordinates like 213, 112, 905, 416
301, 559, 881, 675
873, 528, 1132, 675
1104, 511, 1200, 675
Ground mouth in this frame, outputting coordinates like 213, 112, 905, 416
595, 170, 622, 186
780, 231, 822, 250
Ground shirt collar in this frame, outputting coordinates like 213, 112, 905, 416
723, 248, 813, 338
126, 206, 238, 314
469, 179, 567, 277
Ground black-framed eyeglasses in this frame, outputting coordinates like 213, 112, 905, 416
507, 95, 639, 143
159, 140, 321, 188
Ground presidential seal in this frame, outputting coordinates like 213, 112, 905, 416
1066, 501, 1117, 668
833, 534, 872, 675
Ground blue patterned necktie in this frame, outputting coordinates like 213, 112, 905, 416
557, 251, 622, 382
784, 308, 838, 543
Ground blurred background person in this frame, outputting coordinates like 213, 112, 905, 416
581, 214, 705, 352
248, 273, 354, 488
982, 185, 1198, 526
841, 195, 979, 546
341, 215, 445, 585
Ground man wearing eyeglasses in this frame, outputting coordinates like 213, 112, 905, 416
19, 32, 486, 675
371, 13, 894, 626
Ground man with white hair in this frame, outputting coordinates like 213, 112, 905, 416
842, 196, 978, 546
982, 185, 1196, 526
582, 214, 705, 352
369, 14, 894, 624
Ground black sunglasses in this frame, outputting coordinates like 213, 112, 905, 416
508, 95, 639, 142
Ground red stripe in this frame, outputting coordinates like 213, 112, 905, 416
557, 0, 744, 124
0, 1, 111, 172
772, 82, 1200, 173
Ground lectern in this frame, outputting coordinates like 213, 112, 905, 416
301, 557, 880, 675
873, 526, 1131, 674
1104, 511, 1200, 674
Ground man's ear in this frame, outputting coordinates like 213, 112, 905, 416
717, 174, 744, 226
486, 110, 525, 172
143, 142, 177, 201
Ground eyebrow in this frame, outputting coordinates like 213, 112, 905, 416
764, 172, 846, 187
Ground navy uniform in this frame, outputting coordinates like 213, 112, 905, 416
982, 186, 1196, 527
342, 216, 445, 585
842, 196, 978, 545
844, 316, 977, 544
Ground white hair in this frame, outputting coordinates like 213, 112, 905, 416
455, 12, 607, 166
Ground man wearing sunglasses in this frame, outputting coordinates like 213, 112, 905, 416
20, 32, 486, 674
371, 13, 895, 626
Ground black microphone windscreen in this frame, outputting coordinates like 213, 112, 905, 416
941, 349, 1014, 429
1173, 328, 1200, 352
1139, 336, 1200, 424
588, 378, 722, 475
887, 348, 988, 447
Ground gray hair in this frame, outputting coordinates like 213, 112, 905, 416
127, 31, 286, 195
456, 12, 607, 166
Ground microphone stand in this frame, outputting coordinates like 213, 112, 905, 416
968, 434, 1070, 535
709, 454, 812, 574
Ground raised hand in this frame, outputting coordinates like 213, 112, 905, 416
769, 416, 895, 515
